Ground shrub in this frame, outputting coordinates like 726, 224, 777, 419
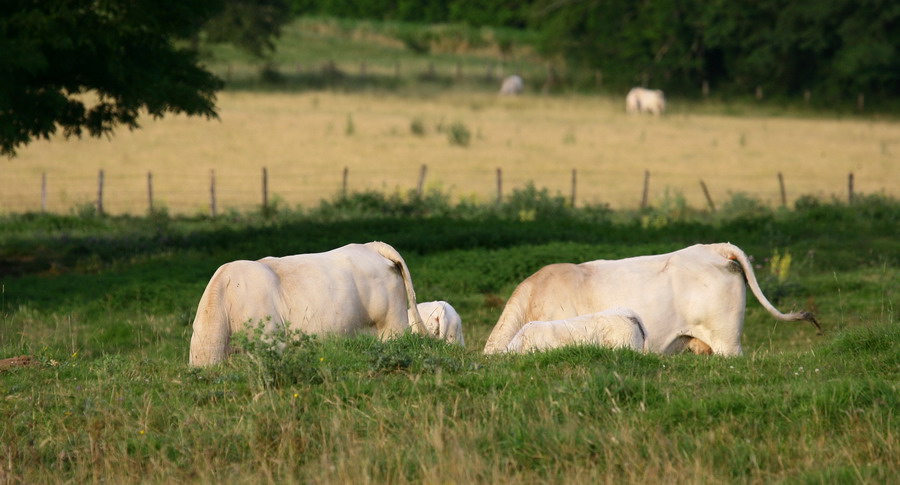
410, 117, 426, 136
231, 319, 324, 388
447, 122, 471, 147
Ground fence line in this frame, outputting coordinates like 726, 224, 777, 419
0, 166, 872, 216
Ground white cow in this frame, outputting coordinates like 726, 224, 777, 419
484, 243, 821, 356
625, 87, 666, 115
189, 241, 426, 366
499, 75, 524, 95
413, 301, 465, 346
505, 307, 646, 354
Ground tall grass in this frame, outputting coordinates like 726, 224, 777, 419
1, 194, 897, 483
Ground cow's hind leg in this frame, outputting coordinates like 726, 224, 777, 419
189, 316, 231, 366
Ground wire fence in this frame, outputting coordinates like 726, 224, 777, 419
0, 165, 865, 217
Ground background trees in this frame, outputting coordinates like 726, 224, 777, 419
288, 0, 900, 101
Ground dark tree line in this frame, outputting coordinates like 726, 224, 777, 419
295, 0, 900, 100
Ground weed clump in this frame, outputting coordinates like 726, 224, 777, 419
231, 320, 324, 388
446, 122, 471, 147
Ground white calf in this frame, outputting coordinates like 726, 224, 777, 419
505, 307, 645, 354
413, 301, 465, 346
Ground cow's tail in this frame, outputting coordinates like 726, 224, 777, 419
367, 241, 427, 335
483, 282, 532, 354
189, 264, 232, 366
711, 243, 822, 334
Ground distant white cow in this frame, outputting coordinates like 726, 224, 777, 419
626, 87, 666, 115
189, 241, 426, 366
499, 75, 524, 95
505, 307, 645, 354
414, 301, 465, 346
484, 243, 821, 356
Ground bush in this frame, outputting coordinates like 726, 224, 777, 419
446, 122, 471, 147
410, 117, 426, 136
231, 319, 324, 388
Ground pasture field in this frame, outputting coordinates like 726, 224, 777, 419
1, 195, 898, 483
3, 90, 899, 216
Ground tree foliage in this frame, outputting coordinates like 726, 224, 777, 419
530, 0, 900, 100
288, 0, 900, 102
0, 0, 225, 157
204, 0, 293, 58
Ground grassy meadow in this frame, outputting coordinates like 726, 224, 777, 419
2, 15, 899, 485
1, 193, 899, 483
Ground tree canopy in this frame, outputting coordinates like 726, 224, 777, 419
0, 0, 225, 156
291, 0, 900, 102
204, 0, 293, 58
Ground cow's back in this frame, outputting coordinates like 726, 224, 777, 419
579, 246, 744, 352
261, 244, 407, 336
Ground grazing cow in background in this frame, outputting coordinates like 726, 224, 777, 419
414, 301, 465, 346
189, 241, 426, 366
484, 243, 821, 356
626, 87, 666, 115
499, 75, 524, 95
505, 307, 646, 354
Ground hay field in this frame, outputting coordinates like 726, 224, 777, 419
3, 91, 898, 214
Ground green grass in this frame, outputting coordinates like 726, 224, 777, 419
1, 193, 898, 483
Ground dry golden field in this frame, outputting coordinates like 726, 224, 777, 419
3, 91, 898, 214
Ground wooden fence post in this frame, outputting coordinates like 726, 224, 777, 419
417, 164, 428, 197
778, 172, 787, 207
41, 172, 47, 213
804, 90, 811, 105
848, 172, 855, 204
640, 170, 650, 209
571, 169, 577, 207
97, 169, 104, 215
147, 171, 154, 213
262, 166, 269, 213
496, 167, 503, 203
702, 80, 709, 98
857, 93, 865, 112
755, 86, 764, 100
342, 167, 349, 198
700, 180, 716, 212
210, 169, 217, 217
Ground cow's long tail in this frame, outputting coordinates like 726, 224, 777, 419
711, 243, 822, 334
367, 241, 427, 335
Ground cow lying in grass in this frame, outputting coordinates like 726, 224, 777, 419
189, 241, 426, 366
484, 243, 821, 356
505, 307, 645, 354
414, 300, 465, 346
